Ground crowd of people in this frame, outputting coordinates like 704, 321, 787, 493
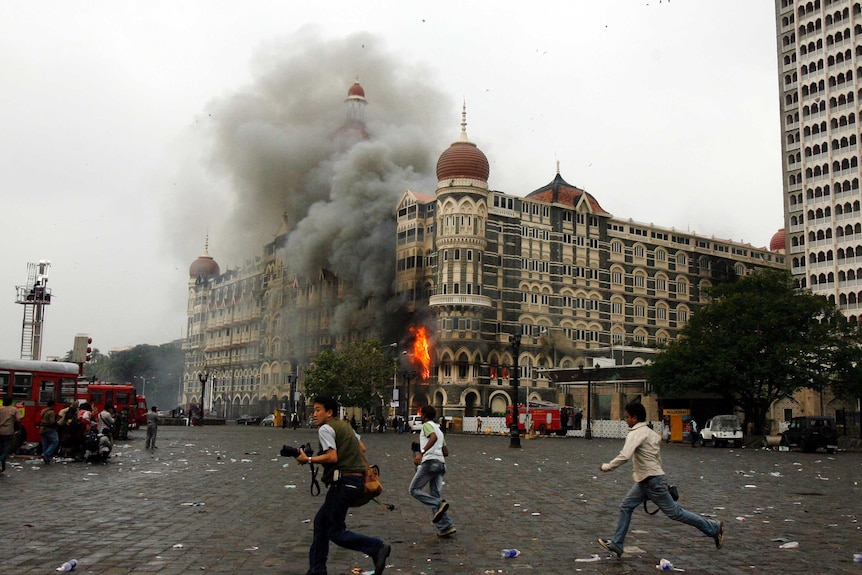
0, 396, 130, 470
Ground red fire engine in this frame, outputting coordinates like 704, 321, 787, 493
505, 400, 578, 436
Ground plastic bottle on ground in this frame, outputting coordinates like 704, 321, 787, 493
657, 558, 673, 571
501, 549, 520, 558
57, 559, 77, 572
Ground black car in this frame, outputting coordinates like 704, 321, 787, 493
780, 416, 837, 453
236, 414, 261, 426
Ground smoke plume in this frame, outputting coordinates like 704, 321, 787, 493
167, 27, 451, 334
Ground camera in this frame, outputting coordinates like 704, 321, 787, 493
281, 443, 314, 460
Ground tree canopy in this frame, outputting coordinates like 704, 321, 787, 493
647, 269, 859, 434
303, 340, 395, 411
65, 343, 185, 410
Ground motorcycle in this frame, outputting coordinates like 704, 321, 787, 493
83, 428, 112, 463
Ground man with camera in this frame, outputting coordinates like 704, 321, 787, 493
289, 396, 391, 575
597, 401, 724, 558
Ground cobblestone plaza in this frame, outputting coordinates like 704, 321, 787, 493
2, 425, 860, 574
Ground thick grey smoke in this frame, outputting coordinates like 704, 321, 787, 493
171, 27, 450, 334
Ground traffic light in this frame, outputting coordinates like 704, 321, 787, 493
72, 333, 93, 363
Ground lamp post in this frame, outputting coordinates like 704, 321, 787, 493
401, 370, 416, 420
578, 364, 599, 440
510, 334, 521, 448
198, 369, 209, 421
135, 376, 149, 399
287, 373, 297, 420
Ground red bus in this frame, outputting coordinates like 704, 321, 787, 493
0, 359, 82, 442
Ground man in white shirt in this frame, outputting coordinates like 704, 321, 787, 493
597, 402, 723, 558
409, 405, 455, 537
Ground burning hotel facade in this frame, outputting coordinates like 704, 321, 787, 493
181, 81, 786, 423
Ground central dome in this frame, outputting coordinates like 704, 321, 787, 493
435, 105, 489, 183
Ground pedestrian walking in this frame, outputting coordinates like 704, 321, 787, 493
690, 418, 699, 447
409, 405, 455, 537
145, 406, 159, 450
597, 401, 723, 558
39, 399, 60, 464
292, 396, 391, 575
0, 396, 22, 473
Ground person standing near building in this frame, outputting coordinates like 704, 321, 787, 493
409, 405, 456, 537
0, 396, 22, 473
292, 396, 391, 575
597, 401, 723, 558
690, 418, 699, 448
145, 406, 159, 450
39, 399, 60, 465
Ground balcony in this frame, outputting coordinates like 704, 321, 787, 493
429, 294, 493, 308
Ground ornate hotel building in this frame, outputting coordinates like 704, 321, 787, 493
395, 109, 785, 419
181, 80, 786, 422
775, 0, 862, 320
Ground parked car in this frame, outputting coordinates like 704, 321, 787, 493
236, 414, 261, 426
408, 415, 423, 432
260, 414, 275, 427
700, 415, 743, 448
781, 416, 837, 453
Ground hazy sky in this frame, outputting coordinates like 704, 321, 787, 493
0, 1, 782, 360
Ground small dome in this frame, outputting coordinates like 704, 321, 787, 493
435, 104, 489, 182
347, 79, 365, 99
769, 228, 786, 252
189, 254, 219, 279
189, 238, 220, 279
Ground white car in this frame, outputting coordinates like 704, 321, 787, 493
408, 415, 423, 432
260, 414, 275, 427
700, 415, 743, 448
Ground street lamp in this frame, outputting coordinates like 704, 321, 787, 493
510, 334, 521, 449
287, 373, 297, 419
579, 364, 600, 440
401, 369, 416, 420
198, 369, 209, 421
135, 376, 149, 399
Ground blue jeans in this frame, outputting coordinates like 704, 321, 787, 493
41, 428, 60, 460
309, 474, 384, 573
610, 475, 719, 548
409, 460, 453, 531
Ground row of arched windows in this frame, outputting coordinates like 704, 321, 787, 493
802, 134, 858, 157
804, 157, 859, 179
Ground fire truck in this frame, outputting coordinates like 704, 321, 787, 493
505, 400, 577, 436
79, 381, 140, 429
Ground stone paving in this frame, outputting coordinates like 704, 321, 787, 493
1, 425, 860, 574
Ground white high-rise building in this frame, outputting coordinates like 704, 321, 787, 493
776, 0, 862, 322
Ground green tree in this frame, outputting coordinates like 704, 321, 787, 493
829, 333, 862, 406
304, 340, 395, 411
64, 343, 185, 410
647, 269, 853, 434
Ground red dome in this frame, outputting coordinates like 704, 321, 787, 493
436, 140, 490, 182
189, 254, 220, 279
347, 80, 365, 99
436, 105, 490, 183
769, 228, 786, 252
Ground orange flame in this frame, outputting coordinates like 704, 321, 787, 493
410, 326, 431, 381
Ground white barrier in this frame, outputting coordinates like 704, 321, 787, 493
462, 417, 662, 439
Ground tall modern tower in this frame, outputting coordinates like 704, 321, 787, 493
775, 0, 862, 321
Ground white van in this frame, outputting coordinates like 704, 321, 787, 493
700, 415, 743, 448
408, 415, 423, 432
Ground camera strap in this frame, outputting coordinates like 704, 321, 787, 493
309, 463, 321, 497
